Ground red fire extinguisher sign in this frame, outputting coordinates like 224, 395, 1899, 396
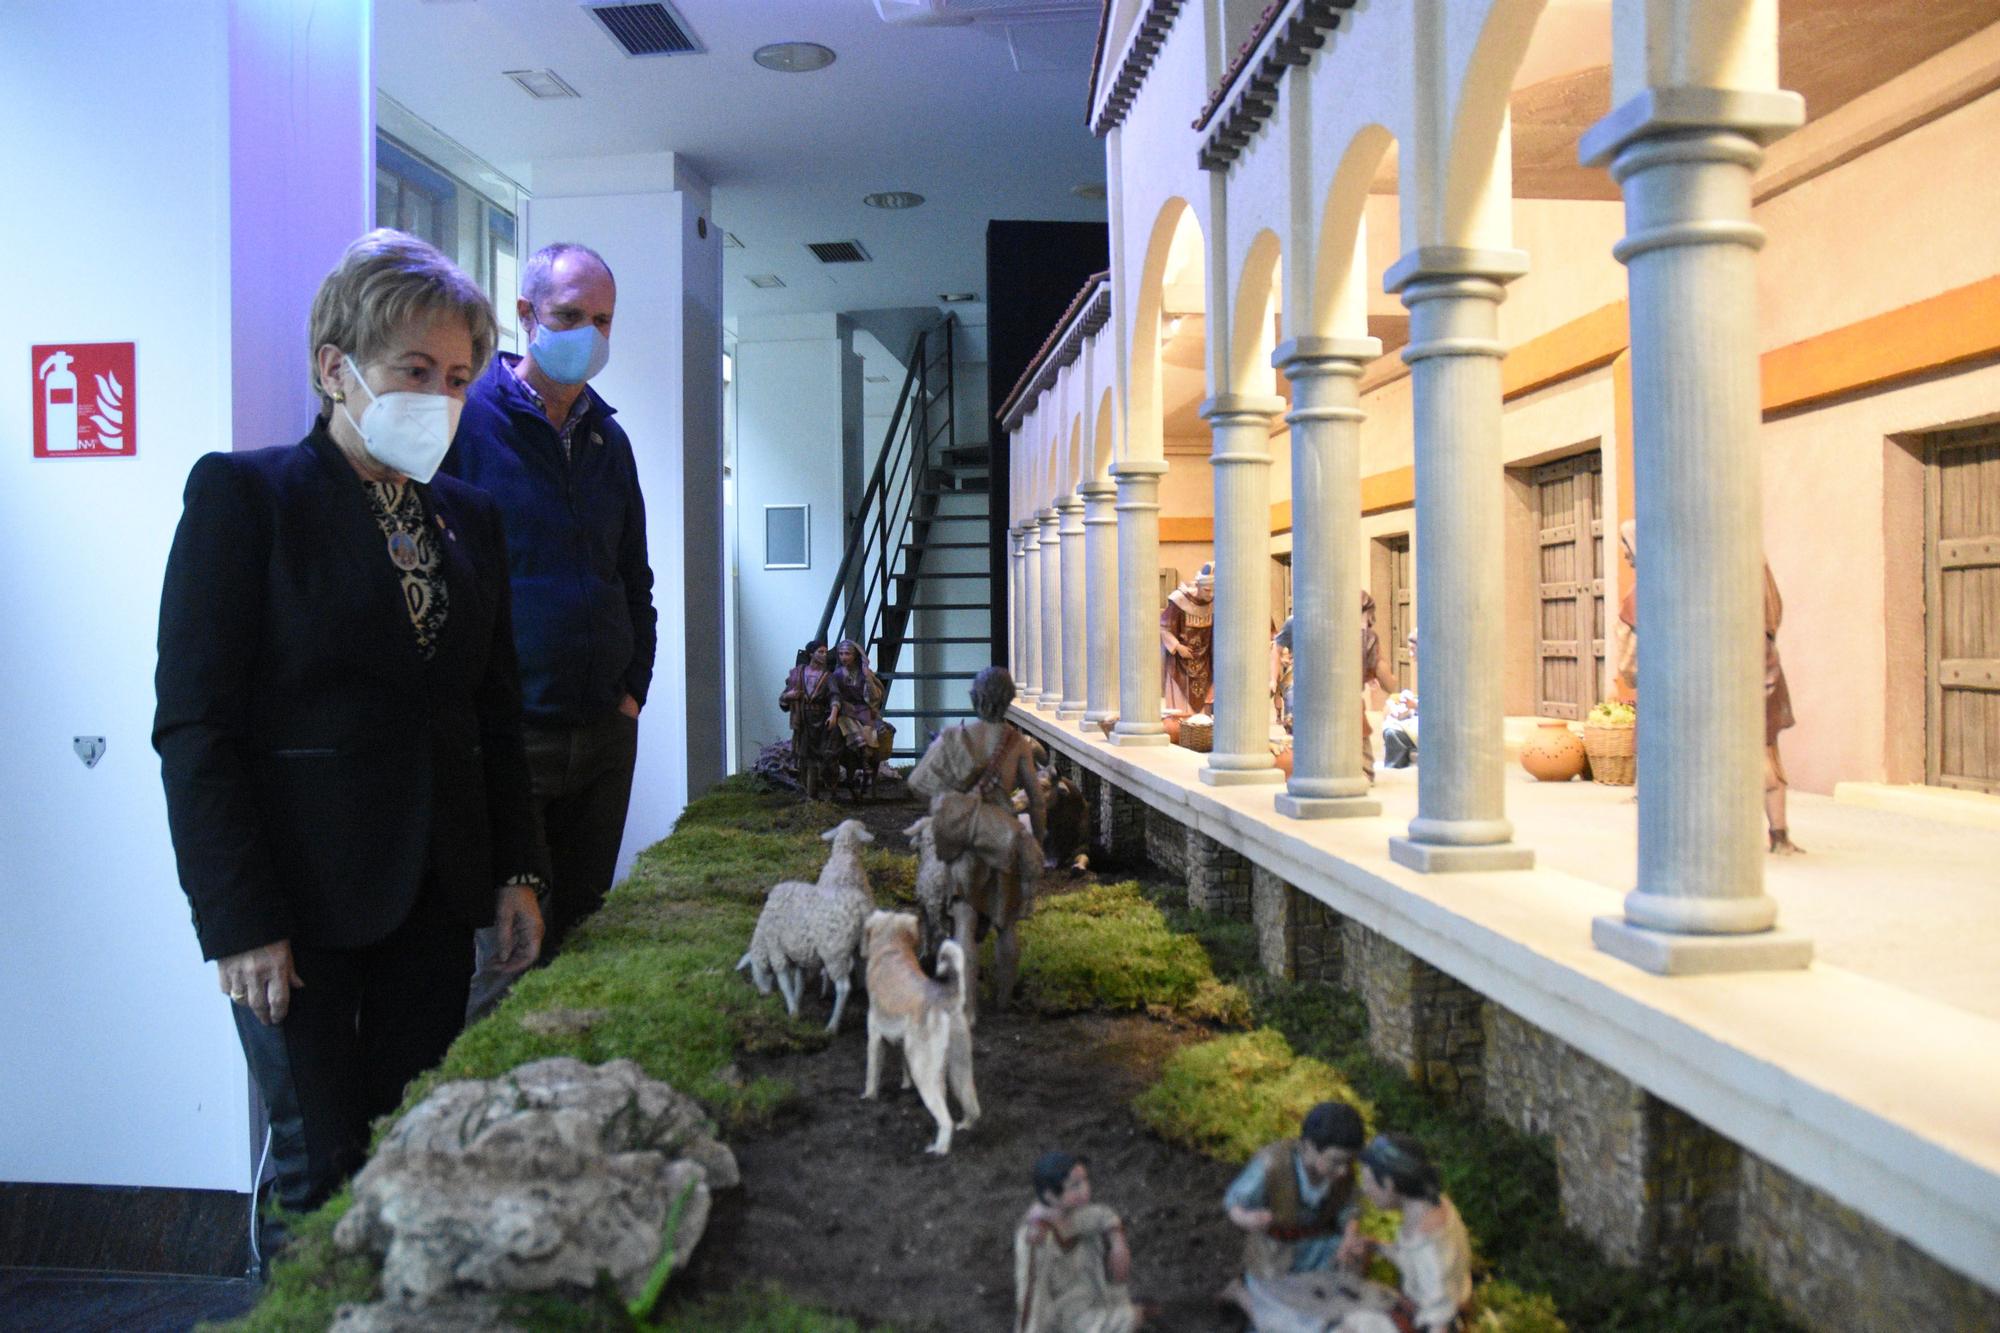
33, 342, 137, 458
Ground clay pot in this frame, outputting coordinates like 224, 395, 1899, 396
1520, 719, 1587, 782
1162, 714, 1184, 745
1273, 746, 1294, 778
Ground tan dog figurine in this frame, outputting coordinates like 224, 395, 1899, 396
860, 909, 980, 1155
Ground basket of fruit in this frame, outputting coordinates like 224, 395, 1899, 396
1583, 701, 1636, 786
1178, 712, 1214, 754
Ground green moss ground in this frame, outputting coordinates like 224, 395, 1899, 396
208, 778, 873, 1333
210, 780, 1800, 1332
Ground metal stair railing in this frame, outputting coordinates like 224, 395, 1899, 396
813, 315, 958, 685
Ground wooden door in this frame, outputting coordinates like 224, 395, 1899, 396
1927, 425, 2000, 793
1386, 535, 1414, 692
1532, 454, 1606, 720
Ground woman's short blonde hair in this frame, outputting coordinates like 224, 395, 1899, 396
307, 229, 496, 412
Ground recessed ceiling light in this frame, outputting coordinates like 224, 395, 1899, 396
939, 292, 979, 303
864, 191, 926, 210
753, 41, 836, 73
746, 273, 786, 289
1072, 182, 1106, 200
504, 69, 581, 99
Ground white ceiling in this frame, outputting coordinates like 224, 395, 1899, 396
375, 0, 1110, 324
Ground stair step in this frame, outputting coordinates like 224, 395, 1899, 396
879, 635, 991, 645
920, 487, 989, 500
900, 602, 990, 611
904, 541, 987, 551
894, 571, 988, 580
941, 445, 990, 464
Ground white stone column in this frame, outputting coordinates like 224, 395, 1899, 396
1009, 522, 1028, 680
1057, 493, 1088, 719
1037, 507, 1063, 709
1081, 478, 1121, 733
1023, 519, 1043, 703
1384, 250, 1534, 871
1582, 89, 1812, 973
1273, 339, 1383, 819
1111, 459, 1170, 746
1200, 394, 1287, 786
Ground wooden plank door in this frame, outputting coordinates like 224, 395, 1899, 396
1927, 425, 2000, 793
1533, 453, 1606, 720
1387, 535, 1414, 692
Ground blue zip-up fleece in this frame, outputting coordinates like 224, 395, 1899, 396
441, 354, 657, 726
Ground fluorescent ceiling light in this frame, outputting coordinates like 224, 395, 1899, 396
864, 191, 926, 210
504, 69, 581, 99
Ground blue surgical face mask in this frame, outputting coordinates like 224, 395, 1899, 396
529, 319, 610, 385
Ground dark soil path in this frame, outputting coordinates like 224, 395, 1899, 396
679, 785, 1252, 1331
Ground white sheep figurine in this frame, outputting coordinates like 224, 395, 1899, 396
737, 819, 875, 1031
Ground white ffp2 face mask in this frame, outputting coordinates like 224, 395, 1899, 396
339, 356, 462, 483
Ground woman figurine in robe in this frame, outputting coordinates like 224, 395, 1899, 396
1160, 562, 1215, 714
908, 666, 1045, 1021
1332, 1134, 1473, 1333
1015, 1151, 1150, 1333
827, 637, 886, 750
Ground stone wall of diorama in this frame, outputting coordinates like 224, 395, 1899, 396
1738, 1149, 2000, 1333
1250, 866, 1342, 983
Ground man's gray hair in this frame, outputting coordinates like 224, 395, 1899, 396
970, 666, 1017, 723
520, 242, 615, 308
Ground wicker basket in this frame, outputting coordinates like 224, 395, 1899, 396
1179, 717, 1214, 753
1583, 722, 1636, 786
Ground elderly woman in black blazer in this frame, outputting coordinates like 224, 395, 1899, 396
154, 230, 544, 1211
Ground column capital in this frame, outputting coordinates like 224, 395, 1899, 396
1110, 458, 1169, 479
1383, 246, 1529, 296
1580, 86, 1804, 169
1200, 393, 1286, 423
1273, 335, 1380, 371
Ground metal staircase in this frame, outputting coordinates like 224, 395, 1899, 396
813, 317, 994, 760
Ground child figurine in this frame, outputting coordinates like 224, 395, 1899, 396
1332, 1134, 1473, 1333
1015, 1151, 1150, 1333
1220, 1101, 1367, 1331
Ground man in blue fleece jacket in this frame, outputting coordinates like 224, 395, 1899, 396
442, 242, 656, 1016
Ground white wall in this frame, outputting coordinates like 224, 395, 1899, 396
527, 154, 727, 874
732, 313, 859, 761
0, 0, 370, 1190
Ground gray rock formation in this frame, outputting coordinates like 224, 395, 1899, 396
332, 1057, 737, 1322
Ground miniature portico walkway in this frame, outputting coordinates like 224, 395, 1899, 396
1013, 700, 2000, 1298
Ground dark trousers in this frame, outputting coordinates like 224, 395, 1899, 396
233, 894, 472, 1212
467, 709, 637, 1018
1384, 728, 1417, 768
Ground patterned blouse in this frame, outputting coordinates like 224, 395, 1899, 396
362, 478, 447, 659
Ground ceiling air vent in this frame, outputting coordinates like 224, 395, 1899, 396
505, 69, 581, 100
746, 274, 786, 289
808, 240, 871, 264
583, 2, 703, 57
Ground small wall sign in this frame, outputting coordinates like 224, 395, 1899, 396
33, 342, 137, 458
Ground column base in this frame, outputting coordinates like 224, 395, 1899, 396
1056, 703, 1087, 721
1276, 793, 1383, 820
1592, 916, 1814, 975
1111, 725, 1170, 747
1201, 763, 1286, 787
1389, 837, 1535, 874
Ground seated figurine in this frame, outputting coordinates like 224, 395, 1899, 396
1381, 690, 1418, 769
1221, 1101, 1367, 1332
1330, 1134, 1473, 1333
1015, 1151, 1149, 1333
